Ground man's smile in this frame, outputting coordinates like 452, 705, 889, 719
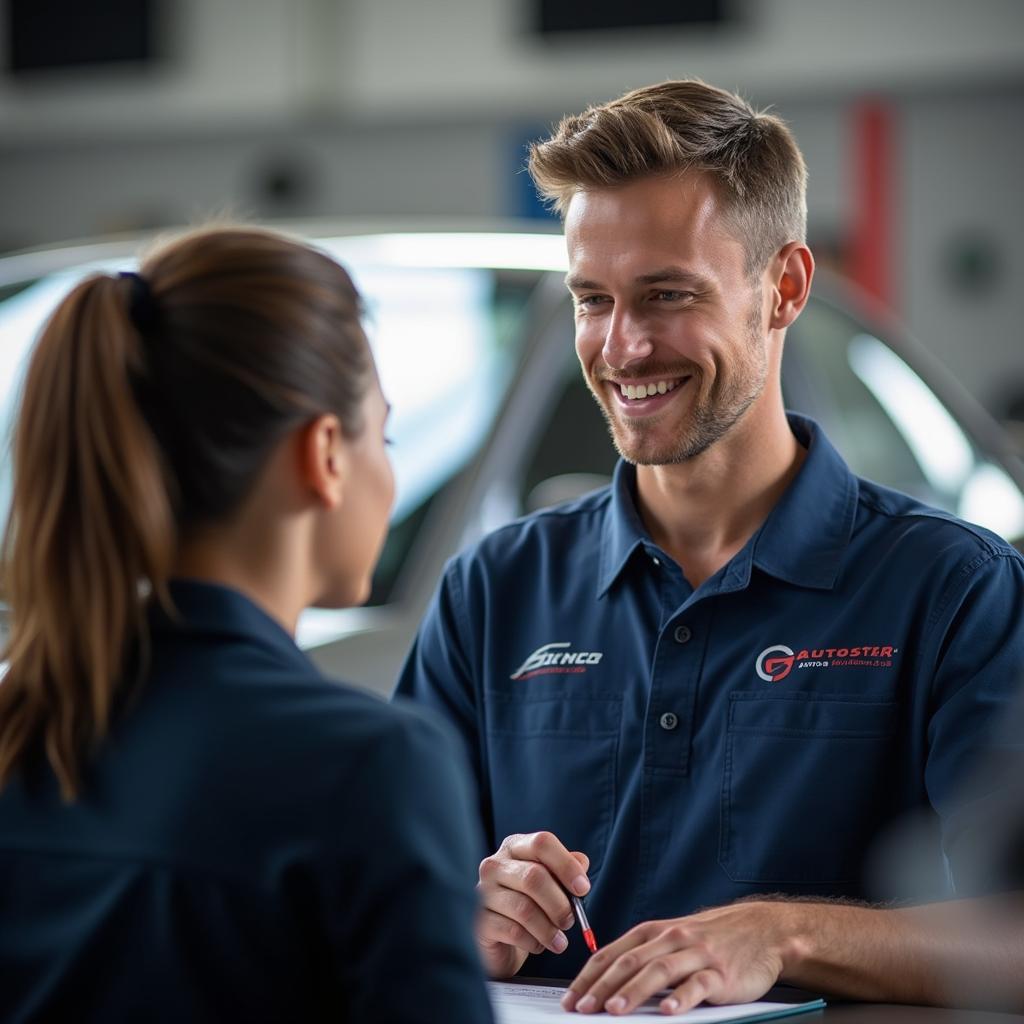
603, 375, 693, 417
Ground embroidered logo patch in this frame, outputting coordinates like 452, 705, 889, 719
510, 642, 604, 680
755, 643, 897, 683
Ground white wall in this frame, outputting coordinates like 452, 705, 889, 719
0, 0, 310, 137
0, 0, 1022, 134
0, 0, 1021, 410
903, 90, 1024, 408
342, 0, 1024, 117
0, 121, 507, 247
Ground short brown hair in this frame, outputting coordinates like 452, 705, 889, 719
0, 226, 372, 799
529, 79, 807, 273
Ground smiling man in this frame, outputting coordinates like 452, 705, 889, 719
396, 81, 1024, 1014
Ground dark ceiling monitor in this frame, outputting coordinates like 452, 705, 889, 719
6, 0, 159, 75
534, 0, 727, 34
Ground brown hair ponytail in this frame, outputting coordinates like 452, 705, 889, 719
0, 275, 174, 799
0, 226, 372, 799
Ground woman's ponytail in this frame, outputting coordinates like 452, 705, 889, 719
0, 273, 175, 800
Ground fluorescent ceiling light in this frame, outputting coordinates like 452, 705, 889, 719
320, 232, 569, 272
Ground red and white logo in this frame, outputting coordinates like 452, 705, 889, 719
755, 643, 897, 683
756, 645, 797, 682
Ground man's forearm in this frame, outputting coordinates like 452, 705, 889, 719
777, 894, 1024, 1010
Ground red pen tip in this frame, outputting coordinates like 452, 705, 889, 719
583, 929, 597, 953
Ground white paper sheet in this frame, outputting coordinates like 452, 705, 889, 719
489, 982, 825, 1023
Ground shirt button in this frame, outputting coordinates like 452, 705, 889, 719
674, 625, 692, 644
659, 712, 679, 731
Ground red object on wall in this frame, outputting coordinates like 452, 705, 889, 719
848, 99, 896, 311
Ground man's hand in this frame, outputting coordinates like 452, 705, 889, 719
561, 901, 797, 1015
476, 831, 591, 978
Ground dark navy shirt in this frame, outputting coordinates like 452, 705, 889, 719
396, 414, 1024, 980
0, 581, 494, 1024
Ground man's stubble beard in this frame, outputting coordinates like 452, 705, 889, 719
589, 294, 768, 467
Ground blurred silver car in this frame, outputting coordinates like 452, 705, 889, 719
1, 226, 1022, 695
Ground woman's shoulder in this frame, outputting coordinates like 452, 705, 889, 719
208, 670, 465, 798
272, 675, 457, 759
104, 671, 471, 880
302, 682, 467, 793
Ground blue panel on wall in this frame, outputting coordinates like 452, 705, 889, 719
508, 126, 561, 222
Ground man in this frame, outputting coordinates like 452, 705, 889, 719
396, 80, 1024, 1014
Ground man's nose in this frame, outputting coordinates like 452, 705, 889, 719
602, 308, 654, 371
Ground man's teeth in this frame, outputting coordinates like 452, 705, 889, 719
618, 379, 679, 400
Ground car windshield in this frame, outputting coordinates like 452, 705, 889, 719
783, 296, 1024, 543
0, 233, 564, 648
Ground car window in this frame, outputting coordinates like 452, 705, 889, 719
519, 365, 616, 511
785, 296, 1024, 542
782, 299, 926, 497
294, 262, 546, 646
318, 264, 542, 613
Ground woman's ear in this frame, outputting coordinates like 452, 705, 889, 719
298, 414, 347, 509
768, 242, 815, 330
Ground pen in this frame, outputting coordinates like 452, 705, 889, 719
569, 892, 598, 954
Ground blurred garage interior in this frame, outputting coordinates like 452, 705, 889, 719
0, 0, 1023, 692
1, 0, 1022, 424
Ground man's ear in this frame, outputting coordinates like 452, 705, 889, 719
768, 242, 815, 330
298, 414, 347, 509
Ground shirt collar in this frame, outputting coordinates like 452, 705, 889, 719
597, 460, 654, 597
749, 413, 858, 589
150, 578, 318, 676
597, 413, 858, 597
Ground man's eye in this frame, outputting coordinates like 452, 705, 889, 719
655, 290, 694, 302
574, 295, 609, 309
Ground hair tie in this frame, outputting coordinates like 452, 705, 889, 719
118, 271, 160, 334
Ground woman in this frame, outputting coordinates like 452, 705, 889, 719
0, 227, 493, 1023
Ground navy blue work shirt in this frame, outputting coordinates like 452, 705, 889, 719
0, 581, 494, 1024
396, 414, 1024, 979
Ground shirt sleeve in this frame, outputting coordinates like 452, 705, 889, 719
326, 702, 494, 1024
921, 547, 1024, 894
394, 558, 490, 833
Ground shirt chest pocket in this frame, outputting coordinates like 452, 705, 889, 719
484, 690, 621, 876
719, 693, 899, 886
